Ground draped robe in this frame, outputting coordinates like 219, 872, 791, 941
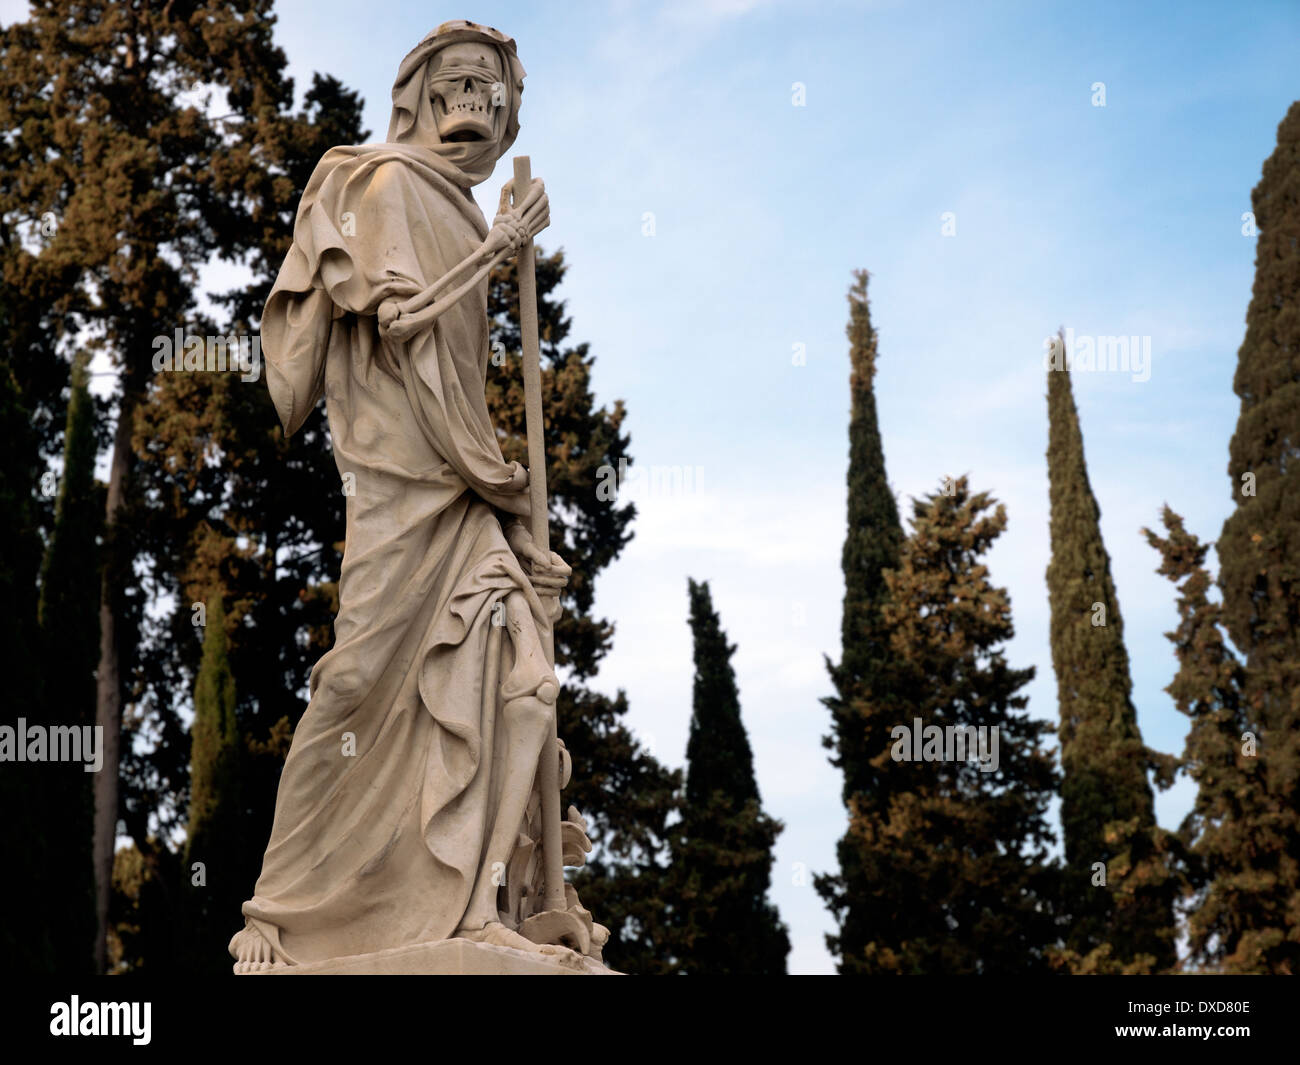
242, 141, 556, 966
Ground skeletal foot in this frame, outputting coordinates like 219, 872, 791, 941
229, 923, 284, 974
455, 922, 584, 967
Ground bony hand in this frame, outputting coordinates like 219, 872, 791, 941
505, 521, 570, 599
378, 299, 401, 335
381, 297, 431, 344
491, 176, 550, 252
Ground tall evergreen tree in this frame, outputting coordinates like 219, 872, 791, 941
1215, 100, 1300, 975
1143, 508, 1266, 971
838, 479, 1059, 973
182, 595, 242, 975
1046, 341, 1178, 971
670, 579, 788, 975
35, 349, 101, 974
816, 270, 906, 969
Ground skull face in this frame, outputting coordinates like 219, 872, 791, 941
428, 41, 503, 144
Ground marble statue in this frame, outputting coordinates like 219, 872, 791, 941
227, 20, 610, 975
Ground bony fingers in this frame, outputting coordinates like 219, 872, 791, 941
519, 210, 548, 240
516, 180, 543, 213
519, 215, 549, 244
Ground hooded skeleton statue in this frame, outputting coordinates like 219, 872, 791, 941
388, 22, 525, 185
230, 21, 607, 974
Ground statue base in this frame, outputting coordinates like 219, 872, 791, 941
245, 938, 618, 976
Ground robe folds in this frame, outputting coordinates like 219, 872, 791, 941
244, 141, 556, 965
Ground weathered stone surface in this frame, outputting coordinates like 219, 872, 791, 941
251, 939, 617, 976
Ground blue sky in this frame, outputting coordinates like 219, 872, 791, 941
9, 0, 1295, 973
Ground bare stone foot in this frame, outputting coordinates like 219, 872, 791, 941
229, 923, 285, 974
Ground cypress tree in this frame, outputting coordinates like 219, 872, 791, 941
816, 270, 905, 969
1046, 340, 1178, 971
671, 579, 789, 975
35, 349, 101, 974
1143, 508, 1265, 971
1216, 100, 1300, 974
841, 478, 1059, 973
183, 595, 242, 975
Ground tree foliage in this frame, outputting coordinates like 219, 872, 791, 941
1046, 351, 1179, 972
670, 578, 788, 975
834, 479, 1060, 973
816, 270, 906, 968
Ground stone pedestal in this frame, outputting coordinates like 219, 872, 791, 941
249, 938, 617, 975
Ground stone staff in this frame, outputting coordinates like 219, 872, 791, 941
512, 154, 568, 917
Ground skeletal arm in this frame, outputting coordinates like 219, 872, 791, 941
379, 176, 550, 342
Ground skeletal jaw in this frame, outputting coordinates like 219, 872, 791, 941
433, 81, 495, 142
